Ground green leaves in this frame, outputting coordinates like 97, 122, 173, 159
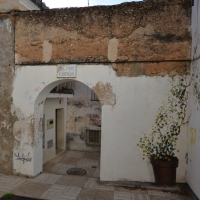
137, 76, 189, 162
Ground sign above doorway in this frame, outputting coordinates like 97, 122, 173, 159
57, 65, 77, 78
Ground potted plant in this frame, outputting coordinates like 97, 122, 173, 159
138, 76, 190, 186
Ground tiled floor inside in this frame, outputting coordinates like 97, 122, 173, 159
0, 150, 197, 200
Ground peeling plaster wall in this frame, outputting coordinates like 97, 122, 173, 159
66, 81, 101, 151
187, 0, 200, 198
12, 65, 188, 182
0, 15, 14, 174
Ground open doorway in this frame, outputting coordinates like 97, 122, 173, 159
56, 108, 64, 155
42, 80, 102, 176
43, 98, 66, 164
65, 81, 101, 152
12, 64, 114, 179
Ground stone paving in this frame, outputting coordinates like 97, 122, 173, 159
0, 150, 197, 200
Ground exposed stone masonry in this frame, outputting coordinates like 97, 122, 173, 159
14, 0, 191, 76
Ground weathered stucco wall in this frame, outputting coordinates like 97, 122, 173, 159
66, 81, 101, 151
12, 65, 188, 181
0, 15, 14, 173
187, 0, 200, 198
15, 0, 191, 77
0, 0, 192, 183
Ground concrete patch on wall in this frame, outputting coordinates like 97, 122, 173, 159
43, 40, 52, 63
108, 38, 118, 62
92, 82, 116, 106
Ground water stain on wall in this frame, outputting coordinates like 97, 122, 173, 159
28, 115, 34, 145
68, 99, 90, 108
0, 16, 14, 174
87, 114, 101, 126
92, 82, 116, 106
190, 127, 196, 145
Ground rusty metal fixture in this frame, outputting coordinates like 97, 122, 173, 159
151, 158, 179, 186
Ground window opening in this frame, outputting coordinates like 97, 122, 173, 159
50, 81, 74, 94
91, 90, 99, 101
86, 130, 101, 146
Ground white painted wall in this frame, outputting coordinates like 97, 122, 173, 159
100, 76, 187, 182
43, 98, 65, 164
187, 0, 200, 198
12, 64, 188, 182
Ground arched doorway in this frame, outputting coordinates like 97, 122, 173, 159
12, 64, 116, 178
42, 80, 102, 166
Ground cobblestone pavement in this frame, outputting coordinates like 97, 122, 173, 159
0, 150, 196, 200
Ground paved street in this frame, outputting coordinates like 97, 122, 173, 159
0, 150, 196, 200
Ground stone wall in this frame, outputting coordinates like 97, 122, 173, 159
0, 14, 14, 173
15, 0, 191, 76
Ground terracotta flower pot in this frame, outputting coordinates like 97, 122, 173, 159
151, 157, 179, 186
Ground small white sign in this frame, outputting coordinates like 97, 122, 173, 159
57, 65, 77, 78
